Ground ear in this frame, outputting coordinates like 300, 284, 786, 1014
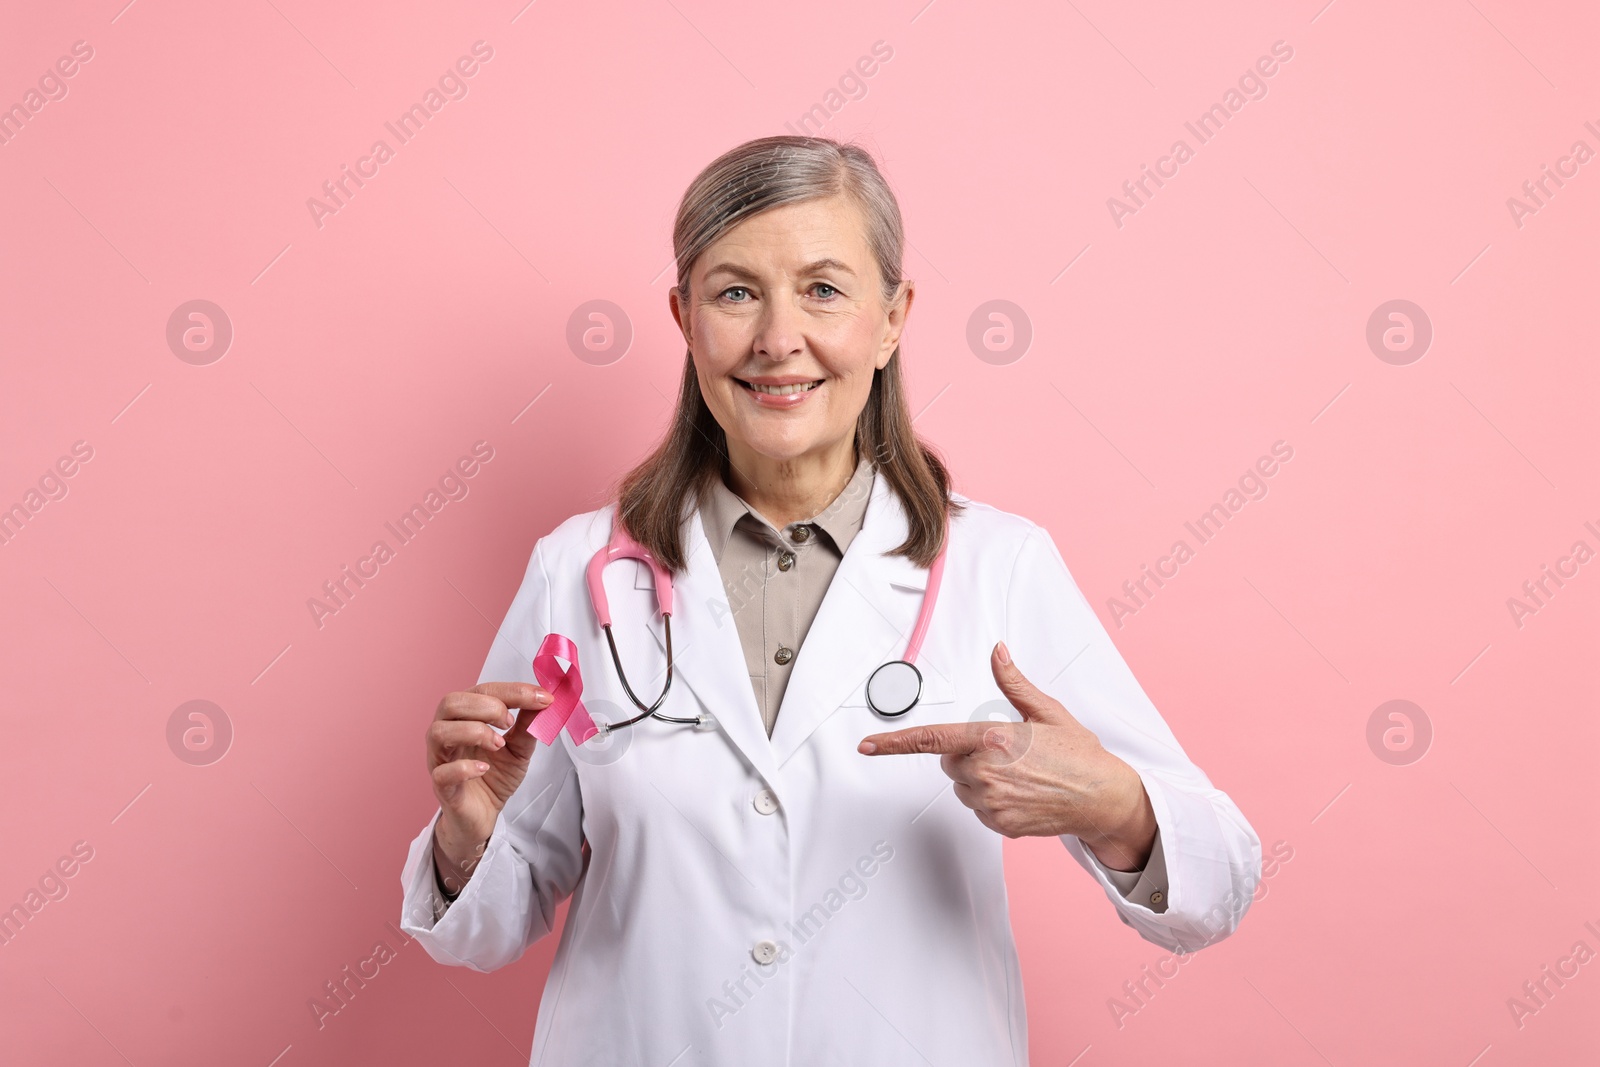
876, 279, 914, 369
668, 285, 692, 347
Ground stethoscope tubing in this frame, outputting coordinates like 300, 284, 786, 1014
598, 615, 704, 730
589, 522, 948, 731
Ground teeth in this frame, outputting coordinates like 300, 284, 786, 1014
746, 380, 821, 396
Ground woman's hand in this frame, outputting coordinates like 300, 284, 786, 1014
427, 682, 553, 893
858, 642, 1158, 872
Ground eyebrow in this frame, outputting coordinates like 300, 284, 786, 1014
701, 258, 859, 282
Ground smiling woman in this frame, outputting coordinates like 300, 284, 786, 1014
401, 134, 1261, 1067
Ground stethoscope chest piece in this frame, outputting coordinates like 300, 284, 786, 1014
866, 659, 923, 718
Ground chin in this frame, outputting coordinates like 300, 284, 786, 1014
739, 429, 821, 462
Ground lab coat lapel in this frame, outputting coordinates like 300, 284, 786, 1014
768, 473, 930, 769
645, 507, 780, 784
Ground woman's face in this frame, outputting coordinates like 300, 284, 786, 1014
670, 193, 912, 470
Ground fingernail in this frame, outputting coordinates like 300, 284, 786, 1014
475, 762, 490, 773
858, 741, 877, 755
996, 641, 1011, 665
536, 689, 554, 703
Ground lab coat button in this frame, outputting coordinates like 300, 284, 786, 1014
751, 939, 779, 965
1149, 891, 1164, 906
753, 789, 779, 815
774, 647, 794, 665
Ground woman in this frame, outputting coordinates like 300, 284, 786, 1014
400, 136, 1260, 1065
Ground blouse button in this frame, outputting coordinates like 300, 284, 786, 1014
774, 647, 794, 666
791, 525, 812, 543
777, 551, 795, 571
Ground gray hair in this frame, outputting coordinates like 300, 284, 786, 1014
672, 136, 906, 306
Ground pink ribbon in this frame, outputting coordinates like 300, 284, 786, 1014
529, 633, 598, 746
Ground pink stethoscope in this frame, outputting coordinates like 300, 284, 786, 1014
556, 522, 947, 738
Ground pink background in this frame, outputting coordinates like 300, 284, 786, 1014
2, 0, 1596, 1063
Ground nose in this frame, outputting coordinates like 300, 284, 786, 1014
752, 290, 805, 361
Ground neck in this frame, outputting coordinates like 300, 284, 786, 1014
724, 437, 858, 530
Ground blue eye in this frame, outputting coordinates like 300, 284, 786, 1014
721, 287, 750, 302
813, 284, 838, 298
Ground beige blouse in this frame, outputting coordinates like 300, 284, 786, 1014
699, 455, 876, 737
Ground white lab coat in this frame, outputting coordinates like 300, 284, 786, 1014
399, 472, 1261, 1066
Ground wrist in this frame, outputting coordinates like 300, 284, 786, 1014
432, 820, 491, 897
1084, 760, 1157, 872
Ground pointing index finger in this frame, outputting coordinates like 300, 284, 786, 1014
859, 722, 990, 756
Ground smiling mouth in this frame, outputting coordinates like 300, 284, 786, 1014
738, 379, 823, 396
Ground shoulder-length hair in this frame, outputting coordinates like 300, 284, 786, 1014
614, 135, 961, 573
